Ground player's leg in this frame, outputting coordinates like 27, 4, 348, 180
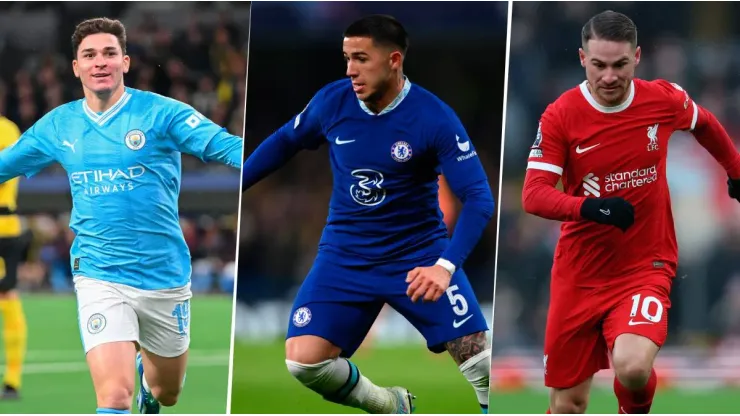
603, 277, 671, 414
0, 237, 26, 399
75, 276, 140, 413
387, 268, 489, 413
543, 281, 609, 414
285, 301, 414, 414
135, 286, 192, 413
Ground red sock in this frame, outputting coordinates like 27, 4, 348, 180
546, 409, 551, 414
614, 369, 657, 414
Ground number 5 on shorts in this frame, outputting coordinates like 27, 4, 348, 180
630, 294, 663, 323
446, 285, 469, 316
172, 300, 190, 336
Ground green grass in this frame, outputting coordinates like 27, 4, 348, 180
230, 342, 483, 414
0, 294, 232, 414
489, 388, 740, 413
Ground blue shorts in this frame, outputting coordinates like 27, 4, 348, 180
286, 254, 489, 358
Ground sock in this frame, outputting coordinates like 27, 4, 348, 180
460, 349, 491, 413
546, 409, 551, 414
0, 298, 27, 389
96, 408, 130, 414
286, 358, 396, 413
613, 368, 657, 414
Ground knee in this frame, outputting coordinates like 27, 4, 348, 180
285, 336, 338, 364
98, 382, 135, 410
612, 355, 652, 389
551, 393, 588, 414
151, 385, 182, 407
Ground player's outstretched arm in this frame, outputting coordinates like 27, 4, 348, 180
242, 91, 327, 192
0, 120, 56, 184
689, 105, 740, 180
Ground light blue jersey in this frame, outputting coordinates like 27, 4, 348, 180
0, 87, 243, 290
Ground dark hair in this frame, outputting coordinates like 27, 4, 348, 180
581, 10, 637, 48
343, 15, 409, 55
71, 17, 127, 57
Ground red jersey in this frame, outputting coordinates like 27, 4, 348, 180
523, 78, 740, 287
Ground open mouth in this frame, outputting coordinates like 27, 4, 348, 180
92, 74, 111, 79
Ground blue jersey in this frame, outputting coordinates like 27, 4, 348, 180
0, 87, 242, 290
243, 78, 494, 270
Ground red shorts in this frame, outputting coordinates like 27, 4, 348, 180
543, 273, 672, 389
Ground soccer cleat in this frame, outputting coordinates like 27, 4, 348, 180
136, 352, 161, 414
0, 384, 19, 400
388, 386, 415, 414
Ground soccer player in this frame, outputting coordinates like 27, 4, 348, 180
0, 115, 26, 401
522, 11, 740, 414
0, 18, 243, 414
242, 15, 494, 414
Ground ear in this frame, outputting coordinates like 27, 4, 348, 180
72, 60, 80, 79
634, 45, 641, 67
389, 50, 403, 71
123, 54, 131, 74
578, 48, 586, 68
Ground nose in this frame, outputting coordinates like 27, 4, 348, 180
602, 68, 618, 85
346, 61, 358, 78
94, 54, 107, 67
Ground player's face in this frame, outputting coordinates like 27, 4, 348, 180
579, 39, 641, 106
73, 33, 130, 95
343, 36, 401, 102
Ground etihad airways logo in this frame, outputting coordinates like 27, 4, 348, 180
69, 166, 146, 196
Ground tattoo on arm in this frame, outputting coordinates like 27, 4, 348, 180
445, 331, 488, 366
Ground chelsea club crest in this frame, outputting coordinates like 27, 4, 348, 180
391, 141, 412, 162
125, 129, 146, 151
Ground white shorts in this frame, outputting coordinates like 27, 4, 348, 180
74, 276, 192, 358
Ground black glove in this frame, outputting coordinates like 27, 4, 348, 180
728, 177, 740, 202
580, 197, 635, 232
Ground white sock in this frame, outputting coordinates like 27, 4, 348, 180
286, 358, 395, 413
460, 349, 491, 409
141, 373, 151, 393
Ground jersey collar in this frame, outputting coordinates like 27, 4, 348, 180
579, 80, 635, 113
82, 88, 132, 126
358, 76, 412, 116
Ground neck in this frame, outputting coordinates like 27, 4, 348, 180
587, 80, 632, 107
364, 72, 404, 114
84, 82, 125, 113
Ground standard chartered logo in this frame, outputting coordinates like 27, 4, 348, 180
583, 165, 658, 196
70, 166, 145, 195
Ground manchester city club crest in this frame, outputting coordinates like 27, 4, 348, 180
390, 141, 412, 162
124, 129, 146, 151
292, 307, 312, 327
87, 313, 106, 334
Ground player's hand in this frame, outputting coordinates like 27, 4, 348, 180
405, 265, 452, 303
580, 197, 634, 232
727, 177, 740, 202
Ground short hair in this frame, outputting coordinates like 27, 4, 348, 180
343, 15, 409, 55
71, 17, 127, 57
581, 10, 637, 48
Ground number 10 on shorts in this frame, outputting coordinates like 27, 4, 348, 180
629, 294, 663, 323
172, 300, 190, 336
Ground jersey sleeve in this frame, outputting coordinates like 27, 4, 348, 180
0, 116, 56, 183
654, 80, 699, 132
526, 104, 568, 176
432, 107, 495, 270
166, 100, 242, 168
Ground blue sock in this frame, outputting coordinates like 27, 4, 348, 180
96, 408, 130, 414
481, 404, 488, 414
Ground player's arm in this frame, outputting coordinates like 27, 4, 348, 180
522, 107, 634, 230
167, 101, 243, 169
0, 118, 56, 184
664, 82, 740, 181
241, 91, 327, 192
431, 110, 495, 274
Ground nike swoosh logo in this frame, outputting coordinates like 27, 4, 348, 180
576, 144, 600, 154
600, 209, 610, 215
453, 315, 473, 328
335, 137, 356, 145
628, 320, 653, 326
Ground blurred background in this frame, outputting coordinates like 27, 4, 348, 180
0, 2, 249, 413
494, 1, 740, 413
232, 1, 506, 413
